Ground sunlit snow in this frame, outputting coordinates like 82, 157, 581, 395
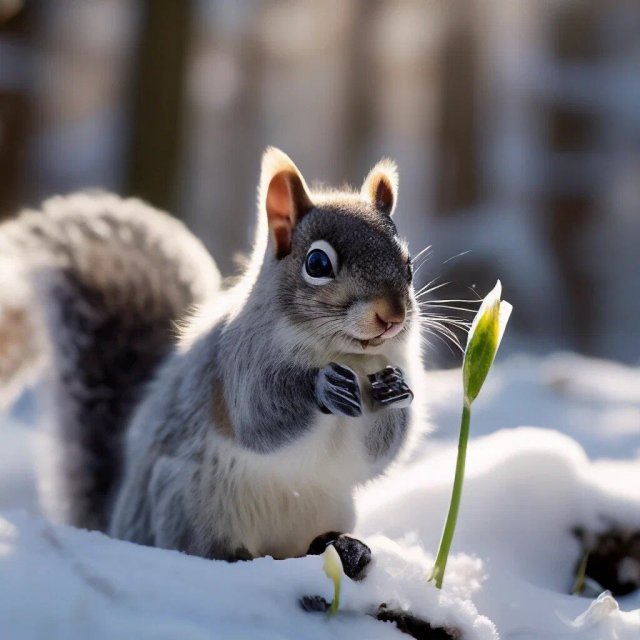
1, 353, 639, 639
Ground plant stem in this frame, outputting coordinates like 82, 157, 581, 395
329, 578, 341, 615
431, 402, 471, 589
571, 550, 590, 596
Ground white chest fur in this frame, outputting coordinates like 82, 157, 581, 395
201, 407, 378, 559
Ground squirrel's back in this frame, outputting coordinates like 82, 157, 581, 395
0, 193, 220, 529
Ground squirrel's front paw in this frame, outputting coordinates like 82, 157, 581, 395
316, 363, 362, 417
368, 366, 414, 409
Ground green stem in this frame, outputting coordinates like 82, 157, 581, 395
329, 578, 341, 615
571, 550, 589, 596
431, 402, 471, 589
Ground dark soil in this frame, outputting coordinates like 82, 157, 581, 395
574, 527, 640, 596
375, 604, 460, 639
300, 597, 459, 639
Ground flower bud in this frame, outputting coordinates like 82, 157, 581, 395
463, 280, 512, 406
322, 544, 343, 615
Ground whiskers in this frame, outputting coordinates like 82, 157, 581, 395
406, 242, 481, 355
411, 310, 470, 354
410, 244, 433, 279
411, 276, 480, 355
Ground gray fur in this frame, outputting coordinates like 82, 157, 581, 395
365, 408, 409, 467
0, 149, 427, 562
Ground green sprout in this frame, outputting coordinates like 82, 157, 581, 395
323, 544, 343, 615
430, 280, 512, 589
572, 550, 590, 596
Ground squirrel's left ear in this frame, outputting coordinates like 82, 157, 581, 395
361, 159, 398, 216
260, 147, 314, 259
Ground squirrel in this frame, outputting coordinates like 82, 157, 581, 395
0, 148, 425, 577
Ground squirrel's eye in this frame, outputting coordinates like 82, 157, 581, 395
302, 240, 338, 286
306, 250, 333, 277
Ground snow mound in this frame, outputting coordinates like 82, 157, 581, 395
0, 511, 496, 640
358, 427, 640, 639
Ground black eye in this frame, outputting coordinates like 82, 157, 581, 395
305, 249, 334, 279
407, 259, 413, 283
302, 240, 338, 285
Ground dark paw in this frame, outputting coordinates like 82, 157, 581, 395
316, 363, 362, 417
307, 532, 372, 581
368, 366, 413, 409
333, 535, 372, 580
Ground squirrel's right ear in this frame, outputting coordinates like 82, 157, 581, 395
259, 147, 314, 259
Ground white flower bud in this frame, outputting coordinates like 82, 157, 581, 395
322, 544, 343, 615
463, 280, 512, 406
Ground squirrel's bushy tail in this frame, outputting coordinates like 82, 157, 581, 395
0, 193, 220, 530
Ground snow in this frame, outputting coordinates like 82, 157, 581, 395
359, 427, 640, 639
1, 353, 639, 639
0, 513, 497, 640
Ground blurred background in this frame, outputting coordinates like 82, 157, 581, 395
1, 0, 639, 367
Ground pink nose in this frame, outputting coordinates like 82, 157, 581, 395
372, 297, 406, 332
375, 313, 401, 331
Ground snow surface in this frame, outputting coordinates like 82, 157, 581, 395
1, 353, 639, 639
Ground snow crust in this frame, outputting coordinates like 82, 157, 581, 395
1, 353, 639, 639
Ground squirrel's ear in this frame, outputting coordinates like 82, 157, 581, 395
259, 147, 313, 259
361, 159, 398, 216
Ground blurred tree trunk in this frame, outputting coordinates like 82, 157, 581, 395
176, 3, 265, 275
0, 5, 34, 219
545, 0, 601, 352
342, 0, 378, 181
0, 92, 30, 219
125, 0, 191, 213
435, 4, 481, 215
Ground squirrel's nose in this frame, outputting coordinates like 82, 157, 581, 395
375, 312, 404, 330
372, 297, 406, 329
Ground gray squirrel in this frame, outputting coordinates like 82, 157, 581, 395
0, 148, 425, 575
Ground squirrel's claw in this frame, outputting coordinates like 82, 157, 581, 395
368, 366, 414, 409
316, 363, 362, 417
